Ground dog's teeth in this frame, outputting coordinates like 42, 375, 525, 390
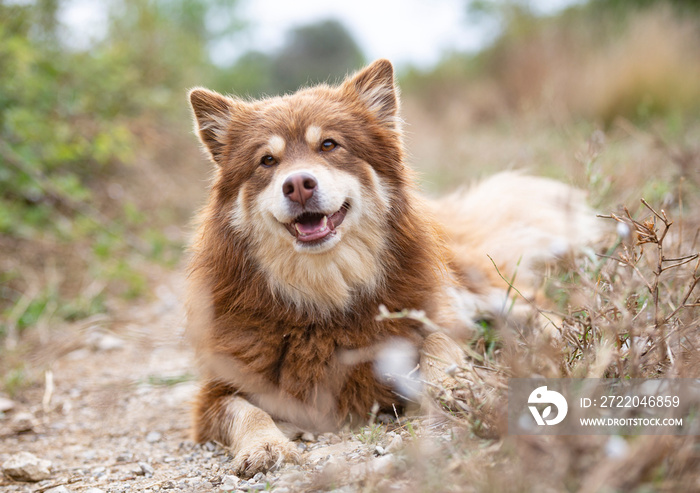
292, 214, 331, 239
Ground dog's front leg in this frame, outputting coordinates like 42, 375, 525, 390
193, 381, 302, 477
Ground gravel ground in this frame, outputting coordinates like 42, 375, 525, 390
0, 274, 432, 493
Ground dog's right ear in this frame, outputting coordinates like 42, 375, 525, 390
189, 87, 239, 166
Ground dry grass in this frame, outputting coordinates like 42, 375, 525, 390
354, 187, 699, 492
377, 11, 700, 485
361, 135, 700, 491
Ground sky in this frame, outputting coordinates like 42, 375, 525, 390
58, 0, 583, 70
227, 0, 582, 68
223, 0, 495, 69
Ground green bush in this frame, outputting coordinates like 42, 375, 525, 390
0, 0, 222, 342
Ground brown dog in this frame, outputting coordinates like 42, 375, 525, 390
186, 59, 597, 476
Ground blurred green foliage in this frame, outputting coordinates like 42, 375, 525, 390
0, 0, 229, 341
0, 0, 220, 239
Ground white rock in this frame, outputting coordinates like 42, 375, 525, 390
94, 334, 126, 351
0, 396, 15, 412
146, 431, 162, 443
369, 454, 394, 475
2, 452, 52, 482
10, 412, 36, 433
138, 461, 154, 477
349, 454, 394, 479
220, 474, 240, 490
385, 434, 404, 453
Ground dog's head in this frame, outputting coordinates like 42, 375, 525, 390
190, 60, 411, 312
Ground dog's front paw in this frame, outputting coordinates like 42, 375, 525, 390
232, 437, 302, 478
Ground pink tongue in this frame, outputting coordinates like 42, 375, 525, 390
296, 217, 325, 235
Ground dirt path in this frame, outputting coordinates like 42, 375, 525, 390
0, 272, 421, 493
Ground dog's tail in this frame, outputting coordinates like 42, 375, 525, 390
432, 172, 602, 324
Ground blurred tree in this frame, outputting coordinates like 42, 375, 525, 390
213, 50, 275, 97
272, 20, 365, 94
221, 19, 365, 97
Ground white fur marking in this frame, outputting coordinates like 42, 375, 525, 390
305, 126, 322, 146
229, 189, 246, 229
367, 168, 391, 211
268, 135, 286, 155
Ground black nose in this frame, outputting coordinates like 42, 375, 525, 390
282, 172, 317, 207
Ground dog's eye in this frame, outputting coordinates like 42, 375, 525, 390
320, 139, 338, 152
260, 155, 278, 167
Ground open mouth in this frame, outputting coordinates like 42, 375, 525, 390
284, 202, 350, 244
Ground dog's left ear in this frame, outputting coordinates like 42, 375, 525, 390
343, 59, 400, 129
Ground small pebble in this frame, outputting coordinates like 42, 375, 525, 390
10, 412, 36, 433
80, 450, 97, 461
146, 431, 162, 443
90, 333, 126, 352
371, 454, 394, 474
0, 396, 15, 412
385, 434, 404, 453
139, 461, 155, 477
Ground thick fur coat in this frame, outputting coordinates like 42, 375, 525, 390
186, 59, 597, 476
